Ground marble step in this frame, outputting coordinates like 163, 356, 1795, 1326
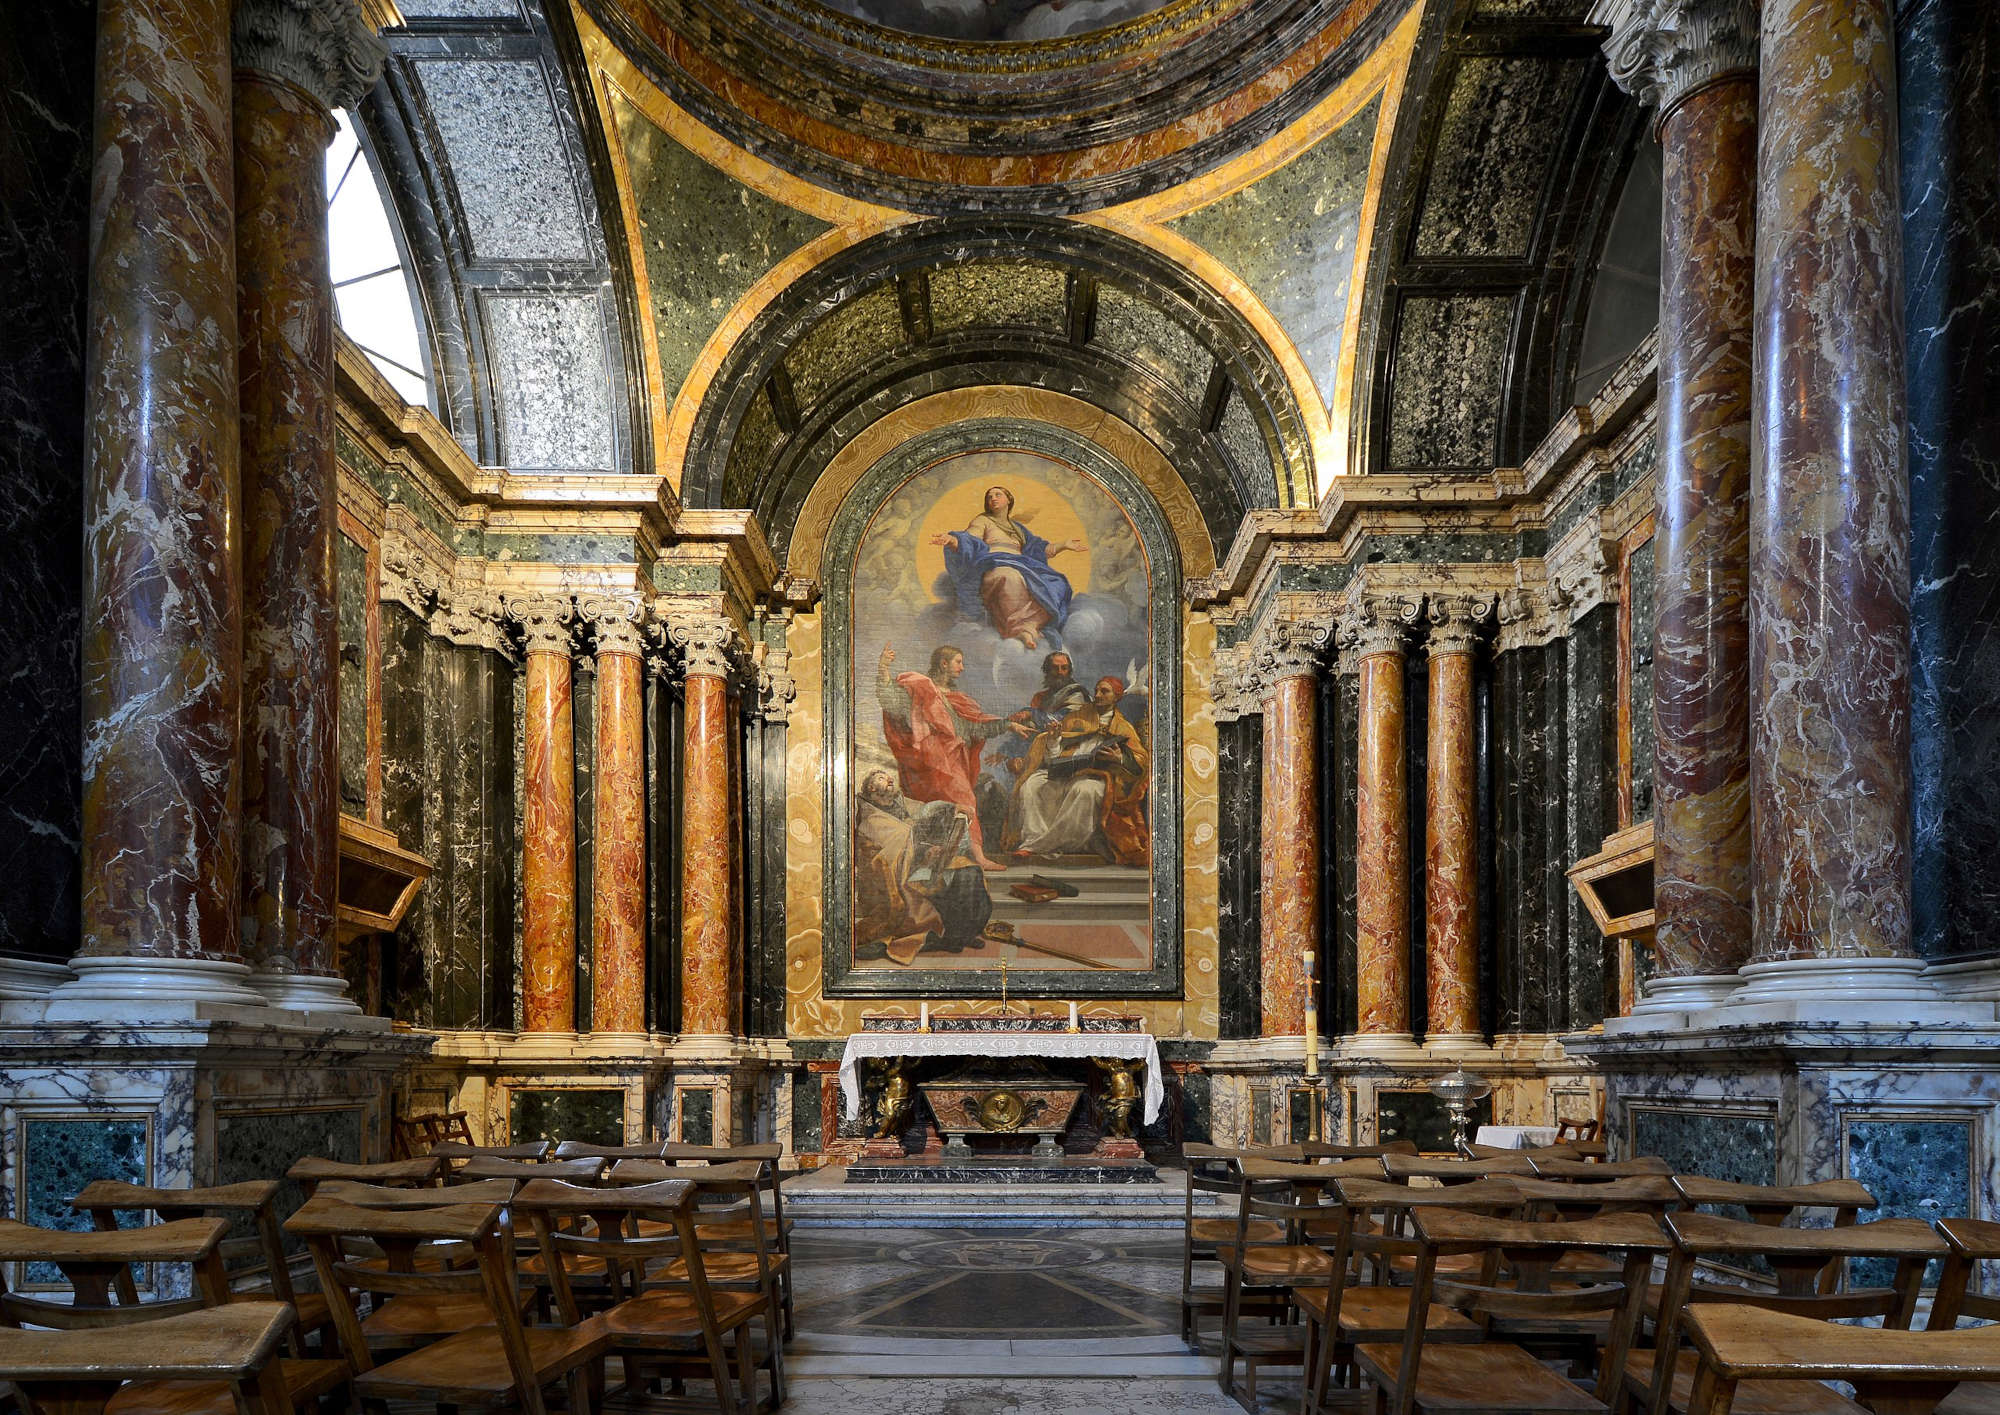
783, 1174, 1217, 1228
785, 1333, 1218, 1379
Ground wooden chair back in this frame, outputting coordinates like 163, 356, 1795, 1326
0, 1216, 232, 1330
1382, 1153, 1536, 1185
1929, 1217, 2000, 1330
655, 1142, 782, 1164
1669, 1175, 1875, 1227
1332, 1176, 1525, 1286
69, 1179, 295, 1315
511, 1177, 702, 1323
1299, 1141, 1418, 1161
1685, 1300, 2000, 1415
1555, 1117, 1601, 1143
313, 1178, 518, 1208
452, 1156, 604, 1185
287, 1155, 444, 1196
548, 1140, 668, 1161
1461, 1142, 1583, 1161
1510, 1175, 1680, 1221
431, 1140, 551, 1162
1528, 1156, 1672, 1180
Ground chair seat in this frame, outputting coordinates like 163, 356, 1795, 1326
687, 1216, 795, 1246
1622, 1347, 1873, 1415
357, 1325, 606, 1402
518, 1250, 609, 1280
107, 1357, 347, 1415
1193, 1218, 1288, 1245
1295, 1285, 1482, 1343
362, 1288, 533, 1343
580, 1289, 767, 1348
660, 1252, 790, 1285
1354, 1339, 1606, 1415
1940, 1381, 2000, 1415
1216, 1244, 1335, 1282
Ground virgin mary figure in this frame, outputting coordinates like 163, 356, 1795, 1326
928, 485, 1087, 649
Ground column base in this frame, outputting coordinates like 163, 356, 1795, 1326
42, 956, 269, 1021
1722, 956, 1987, 1026
250, 969, 364, 1016
1606, 973, 1743, 1032
0, 957, 72, 1000
1927, 956, 2000, 1003
1420, 1032, 1490, 1058
1341, 1032, 1419, 1060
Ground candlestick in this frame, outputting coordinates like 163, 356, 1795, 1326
1302, 947, 1319, 1078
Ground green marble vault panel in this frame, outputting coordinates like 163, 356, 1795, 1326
785, 283, 906, 408
611, 91, 831, 409
1168, 95, 1379, 408
21, 1117, 148, 1287
510, 1088, 625, 1147
928, 260, 1067, 334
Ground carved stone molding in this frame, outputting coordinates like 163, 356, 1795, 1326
1209, 646, 1261, 723
757, 644, 798, 723
431, 585, 508, 654
1594, 0, 1757, 118
665, 614, 739, 681
233, 0, 387, 114
1545, 522, 1618, 625
1251, 615, 1335, 686
1425, 594, 1494, 656
379, 536, 445, 618
1494, 584, 1566, 654
510, 596, 577, 657
578, 594, 649, 659
1339, 595, 1421, 661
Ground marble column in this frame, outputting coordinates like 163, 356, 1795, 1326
1424, 596, 1486, 1046
234, 0, 383, 1014
1602, 0, 1758, 996
1349, 600, 1415, 1050
584, 596, 648, 1035
1749, 0, 1916, 977
1256, 621, 1326, 1037
674, 615, 738, 1038
63, 0, 257, 1006
516, 598, 577, 1032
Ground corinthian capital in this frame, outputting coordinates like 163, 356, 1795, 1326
666, 614, 739, 681
1338, 595, 1421, 660
1425, 594, 1494, 656
1595, 0, 1757, 117
1251, 616, 1334, 685
577, 594, 648, 659
757, 644, 797, 723
233, 0, 387, 113
509, 596, 576, 657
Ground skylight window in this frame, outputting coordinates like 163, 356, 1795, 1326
326, 109, 432, 408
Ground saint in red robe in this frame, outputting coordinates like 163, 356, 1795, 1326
880, 670, 1010, 852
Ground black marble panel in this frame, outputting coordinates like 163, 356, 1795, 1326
1216, 716, 1263, 1039
1416, 57, 1590, 259
0, 0, 90, 961
1628, 536, 1656, 821
679, 1087, 715, 1147
380, 606, 433, 1019
21, 1118, 147, 1286
1847, 1118, 1968, 1287
1386, 295, 1516, 470
1494, 643, 1559, 1034
1563, 607, 1617, 1027
336, 533, 370, 817
216, 1107, 363, 1244
1902, 0, 2000, 959
1251, 1086, 1272, 1147
1377, 1092, 1492, 1156
791, 1071, 824, 1155
510, 1089, 624, 1147
646, 667, 683, 1032
743, 712, 788, 1038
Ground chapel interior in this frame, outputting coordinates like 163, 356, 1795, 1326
3, 0, 1998, 1408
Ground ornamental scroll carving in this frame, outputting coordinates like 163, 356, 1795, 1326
233, 0, 386, 113
1596, 0, 1757, 117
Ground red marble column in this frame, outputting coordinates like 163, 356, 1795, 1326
518, 600, 577, 1032
585, 597, 648, 1034
1351, 602, 1412, 1045
1424, 598, 1483, 1042
233, 3, 382, 1012
69, 0, 252, 1003
1750, 0, 1913, 962
676, 616, 738, 1037
1257, 622, 1324, 1037
1604, 1, 1759, 986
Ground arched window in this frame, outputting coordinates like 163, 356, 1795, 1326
326, 109, 432, 409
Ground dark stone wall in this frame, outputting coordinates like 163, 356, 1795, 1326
0, 0, 91, 961
572, 662, 596, 1029
1902, 0, 2000, 960
1215, 716, 1262, 1038
1332, 668, 1361, 1035
743, 712, 789, 1038
1493, 639, 1562, 1033
1563, 606, 1618, 1025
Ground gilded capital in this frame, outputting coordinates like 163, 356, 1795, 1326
667, 614, 738, 681
1425, 594, 1493, 656
510, 596, 576, 657
578, 594, 648, 659
233, 0, 387, 113
1595, 0, 1757, 118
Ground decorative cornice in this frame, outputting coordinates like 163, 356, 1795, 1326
1425, 594, 1494, 656
233, 0, 386, 113
1545, 516, 1619, 624
665, 614, 739, 681
577, 594, 648, 659
1208, 646, 1261, 723
1594, 0, 1757, 118
1339, 594, 1422, 661
510, 596, 576, 657
379, 535, 445, 619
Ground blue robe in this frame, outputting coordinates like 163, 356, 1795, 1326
942, 526, 1075, 631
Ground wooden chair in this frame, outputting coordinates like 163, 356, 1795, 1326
1528, 1158, 1672, 1182
550, 1140, 668, 1162
0, 1303, 298, 1415
286, 1156, 444, 1198
611, 1155, 795, 1342
313, 1178, 518, 1210
1178, 1147, 1282, 1352
452, 1158, 605, 1186
1555, 1118, 1601, 1144
1917, 1218, 2000, 1415
1302, 1142, 1420, 1162
1626, 1210, 1947, 1415
1352, 1209, 1668, 1415
287, 1195, 605, 1415
1463, 1143, 1584, 1162
1668, 1177, 1877, 1300
432, 1141, 552, 1163
514, 1177, 772, 1415
1383, 1154, 1537, 1186
1216, 1176, 1338, 1411
1682, 1303, 2000, 1415
68, 1180, 330, 1357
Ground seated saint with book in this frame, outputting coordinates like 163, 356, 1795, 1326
1004, 676, 1150, 867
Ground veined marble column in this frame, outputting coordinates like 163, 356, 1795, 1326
674, 615, 738, 1038
584, 596, 648, 1035
64, 0, 257, 1007
1349, 600, 1415, 1051
1602, 0, 1758, 998
1424, 596, 1486, 1047
234, 0, 382, 1014
517, 599, 577, 1032
1749, 0, 1916, 976
1256, 621, 1326, 1037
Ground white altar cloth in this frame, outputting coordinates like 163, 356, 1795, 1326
838, 1032, 1166, 1125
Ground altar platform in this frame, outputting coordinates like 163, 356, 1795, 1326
845, 1155, 1158, 1184
783, 1163, 1197, 1228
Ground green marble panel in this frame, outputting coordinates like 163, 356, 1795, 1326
1847, 1118, 1968, 1288
785, 283, 905, 408
729, 383, 784, 493
1377, 1092, 1492, 1155
510, 1089, 625, 1147
680, 1088, 715, 1147
1168, 95, 1379, 407
928, 260, 1067, 334
611, 91, 831, 409
21, 1118, 148, 1287
1092, 284, 1212, 407
481, 532, 638, 565
217, 1108, 364, 1249
337, 531, 370, 817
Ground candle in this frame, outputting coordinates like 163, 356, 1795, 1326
1302, 948, 1319, 1078
1068, 1001, 1079, 1030
919, 1001, 929, 1031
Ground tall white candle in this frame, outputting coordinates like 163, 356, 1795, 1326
919, 1001, 929, 1030
1068, 1001, 1079, 1030
1302, 948, 1319, 1078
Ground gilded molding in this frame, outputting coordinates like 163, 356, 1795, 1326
1593, 0, 1758, 118
511, 596, 578, 658
578, 593, 649, 658
233, 0, 386, 113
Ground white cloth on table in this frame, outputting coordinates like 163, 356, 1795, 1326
838, 1031, 1165, 1125
1473, 1124, 1560, 1150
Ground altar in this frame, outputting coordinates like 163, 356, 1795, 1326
838, 1024, 1165, 1165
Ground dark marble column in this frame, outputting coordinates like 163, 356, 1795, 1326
1348, 599, 1416, 1050
583, 597, 647, 1034
234, 0, 382, 1013
65, 0, 254, 1006
1256, 622, 1326, 1038
1424, 596, 1486, 1045
1214, 657, 1265, 1040
1602, 0, 1759, 989
516, 598, 577, 1032
1750, 0, 1914, 965
674, 615, 738, 1038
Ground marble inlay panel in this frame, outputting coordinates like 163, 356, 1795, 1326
1250, 1086, 1272, 1147
1629, 1107, 1777, 1192
217, 1107, 363, 1244
483, 294, 616, 472
509, 1088, 624, 1147
1216, 389, 1269, 485
928, 261, 1067, 334
336, 531, 369, 817
727, 385, 784, 492
680, 1087, 716, 1146
1417, 57, 1587, 258
785, 283, 906, 409
1167, 95, 1379, 407
20, 1117, 148, 1286
1846, 1117, 1969, 1287
415, 58, 588, 261
1387, 296, 1514, 469
1628, 535, 1656, 821
1377, 1091, 1491, 1155
1092, 284, 1213, 408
